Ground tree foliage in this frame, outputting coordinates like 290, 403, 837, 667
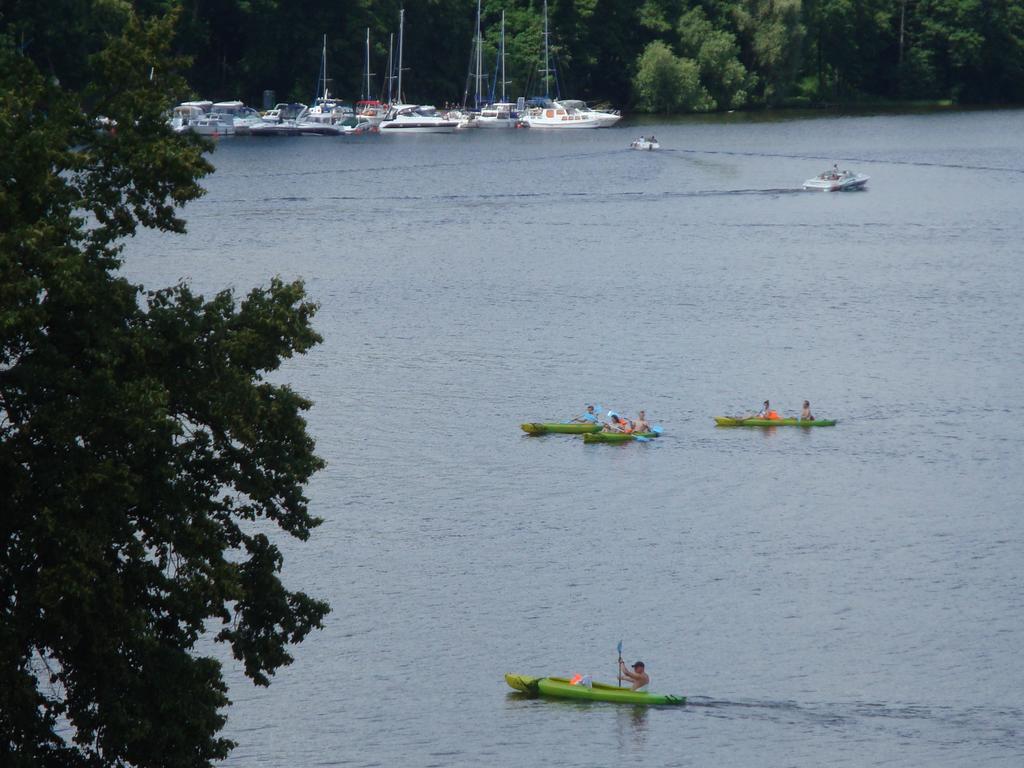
1, 6, 329, 767
634, 40, 713, 113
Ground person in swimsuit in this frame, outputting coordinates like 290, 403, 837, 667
801, 400, 814, 421
618, 660, 649, 690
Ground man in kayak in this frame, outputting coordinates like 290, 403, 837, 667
633, 410, 651, 433
570, 405, 600, 424
618, 660, 649, 691
756, 400, 781, 420
800, 400, 815, 421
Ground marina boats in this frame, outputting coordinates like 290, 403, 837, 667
630, 135, 660, 150
803, 167, 869, 191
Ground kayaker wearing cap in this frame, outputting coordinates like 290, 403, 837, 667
756, 400, 781, 420
570, 405, 600, 424
618, 660, 649, 691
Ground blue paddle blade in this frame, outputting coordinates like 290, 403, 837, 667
617, 640, 622, 656
651, 425, 663, 435
634, 435, 651, 442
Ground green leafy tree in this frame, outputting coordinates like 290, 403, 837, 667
633, 39, 713, 113
678, 6, 753, 109
734, 0, 805, 103
1, 8, 329, 768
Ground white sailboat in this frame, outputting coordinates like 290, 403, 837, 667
379, 9, 458, 134
518, 0, 621, 129
475, 10, 517, 128
356, 28, 387, 127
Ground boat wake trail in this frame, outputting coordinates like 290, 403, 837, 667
682, 697, 1024, 753
666, 148, 1024, 175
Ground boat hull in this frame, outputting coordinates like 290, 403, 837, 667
583, 431, 659, 443
521, 423, 602, 435
506, 674, 685, 705
714, 417, 837, 427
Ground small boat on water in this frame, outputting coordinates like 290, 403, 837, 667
803, 167, 869, 191
506, 673, 685, 706
714, 417, 837, 427
520, 423, 602, 435
630, 136, 660, 150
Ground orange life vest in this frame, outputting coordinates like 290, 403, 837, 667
767, 410, 780, 420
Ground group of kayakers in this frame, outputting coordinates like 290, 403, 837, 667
750, 399, 816, 421
570, 405, 651, 434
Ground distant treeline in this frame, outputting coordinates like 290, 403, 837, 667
6, 1, 1024, 112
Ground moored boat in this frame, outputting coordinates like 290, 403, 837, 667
714, 417, 837, 427
505, 673, 685, 706
521, 422, 603, 435
583, 431, 659, 443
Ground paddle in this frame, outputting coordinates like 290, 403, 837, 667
617, 640, 623, 687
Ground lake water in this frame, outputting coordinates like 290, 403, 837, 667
124, 109, 1024, 767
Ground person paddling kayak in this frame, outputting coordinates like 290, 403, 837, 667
603, 413, 633, 433
618, 660, 649, 690
756, 400, 781, 420
800, 400, 814, 421
570, 405, 600, 424
633, 410, 651, 433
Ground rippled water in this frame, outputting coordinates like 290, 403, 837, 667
124, 109, 1024, 766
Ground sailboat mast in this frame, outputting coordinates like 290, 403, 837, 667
474, 0, 483, 108
386, 33, 394, 103
500, 11, 506, 103
397, 8, 405, 104
543, 0, 551, 99
321, 34, 328, 100
364, 28, 371, 101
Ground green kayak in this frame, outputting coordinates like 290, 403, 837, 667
505, 673, 685, 706
521, 422, 603, 435
582, 431, 659, 443
714, 417, 837, 427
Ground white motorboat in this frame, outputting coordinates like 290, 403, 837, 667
630, 136, 660, 150
169, 104, 204, 133
475, 102, 518, 128
519, 100, 616, 129
803, 166, 869, 191
188, 113, 234, 136
379, 104, 458, 133
212, 101, 263, 134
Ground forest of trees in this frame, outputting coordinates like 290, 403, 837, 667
5, 1, 1023, 112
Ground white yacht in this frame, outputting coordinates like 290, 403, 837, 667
803, 166, 869, 191
212, 101, 262, 134
379, 104, 458, 133
519, 100, 617, 129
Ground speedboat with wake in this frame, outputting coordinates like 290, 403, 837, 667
803, 166, 869, 191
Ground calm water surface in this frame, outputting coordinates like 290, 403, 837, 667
124, 109, 1024, 767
